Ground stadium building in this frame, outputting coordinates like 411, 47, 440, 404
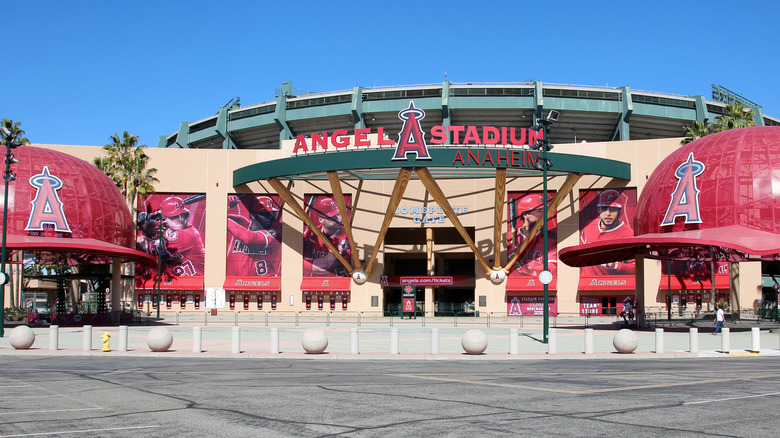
20, 81, 780, 321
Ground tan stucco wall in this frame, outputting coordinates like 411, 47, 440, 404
33, 139, 762, 316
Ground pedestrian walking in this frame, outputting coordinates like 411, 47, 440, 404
713, 305, 725, 334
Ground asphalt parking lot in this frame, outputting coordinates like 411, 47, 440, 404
1, 356, 779, 437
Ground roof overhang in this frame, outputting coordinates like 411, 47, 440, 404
6, 234, 158, 266
234, 147, 631, 183
560, 225, 780, 267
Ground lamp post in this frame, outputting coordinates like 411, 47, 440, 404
1, 128, 21, 337
531, 110, 558, 344
156, 218, 165, 319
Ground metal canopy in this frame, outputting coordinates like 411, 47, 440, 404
233, 147, 631, 184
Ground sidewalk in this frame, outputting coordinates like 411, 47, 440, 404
2, 319, 779, 360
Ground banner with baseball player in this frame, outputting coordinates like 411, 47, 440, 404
135, 193, 207, 289
577, 188, 637, 290
506, 191, 558, 291
225, 194, 283, 280
303, 194, 353, 278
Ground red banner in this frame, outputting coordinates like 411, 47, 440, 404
380, 276, 475, 287
300, 277, 351, 291
578, 275, 635, 291
223, 276, 281, 291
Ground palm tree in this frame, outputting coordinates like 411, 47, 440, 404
714, 103, 755, 132
1, 119, 30, 309
93, 131, 158, 216
1, 118, 30, 146
682, 120, 712, 145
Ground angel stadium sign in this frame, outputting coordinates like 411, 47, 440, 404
290, 102, 544, 160
235, 101, 631, 185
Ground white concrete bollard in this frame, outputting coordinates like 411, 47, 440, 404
193, 326, 202, 353
547, 328, 557, 355
655, 328, 664, 354
430, 327, 439, 355
689, 328, 698, 353
721, 327, 730, 353
49, 325, 59, 351
350, 327, 359, 355
232, 326, 241, 354
83, 325, 93, 351
584, 328, 594, 354
270, 327, 279, 354
119, 325, 128, 352
390, 327, 399, 354
509, 328, 518, 355
751, 327, 760, 353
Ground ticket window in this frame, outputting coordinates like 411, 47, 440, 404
271, 295, 277, 310
229, 295, 236, 310
317, 295, 324, 310
152, 295, 158, 309
180, 294, 186, 310
166, 294, 172, 309
306, 295, 312, 310
330, 295, 336, 310
137, 293, 144, 310
194, 294, 200, 309
257, 295, 263, 310
342, 295, 348, 310
243, 294, 250, 310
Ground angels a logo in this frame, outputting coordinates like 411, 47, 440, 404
392, 102, 431, 161
661, 152, 705, 226
25, 166, 72, 233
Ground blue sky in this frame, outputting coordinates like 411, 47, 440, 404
3, 0, 779, 147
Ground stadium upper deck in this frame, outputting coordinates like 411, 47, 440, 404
159, 81, 778, 150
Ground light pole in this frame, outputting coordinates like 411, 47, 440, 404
1, 128, 21, 337
531, 110, 559, 344
156, 218, 164, 319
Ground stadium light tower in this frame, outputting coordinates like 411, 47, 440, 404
530, 110, 558, 344
1, 126, 22, 337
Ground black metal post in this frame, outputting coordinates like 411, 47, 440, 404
1, 134, 20, 337
542, 142, 549, 344
156, 219, 163, 319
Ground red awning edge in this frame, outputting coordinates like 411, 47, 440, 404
223, 276, 281, 291
506, 277, 557, 291
560, 225, 780, 268
301, 277, 351, 291
6, 234, 157, 266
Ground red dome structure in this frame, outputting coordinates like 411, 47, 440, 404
2, 146, 155, 264
560, 126, 780, 267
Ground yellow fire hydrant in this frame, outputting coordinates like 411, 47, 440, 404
101, 332, 111, 352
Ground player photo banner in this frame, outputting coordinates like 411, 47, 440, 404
226, 194, 283, 282
506, 191, 558, 290
135, 193, 207, 289
303, 194, 353, 277
577, 188, 637, 290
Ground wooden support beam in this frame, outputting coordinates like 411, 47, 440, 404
267, 177, 354, 274
365, 168, 412, 276
494, 168, 507, 270
415, 167, 492, 276
328, 171, 362, 271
